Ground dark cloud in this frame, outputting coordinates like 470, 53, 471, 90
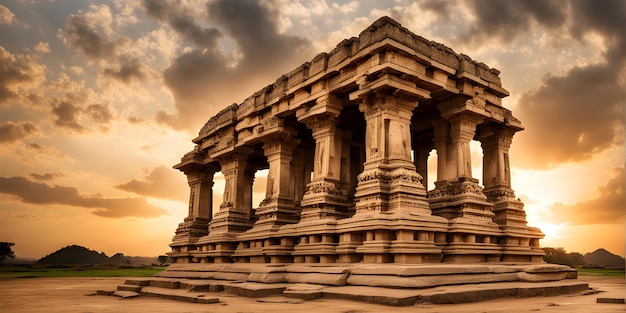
64, 13, 118, 60
85, 104, 113, 124
0, 176, 166, 218
511, 0, 626, 168
115, 165, 187, 201
420, 0, 455, 20
461, 0, 566, 45
144, 0, 314, 130
0, 46, 45, 107
547, 168, 625, 224
63, 5, 149, 87
0, 121, 42, 144
513, 63, 624, 167
101, 57, 147, 83
141, 0, 222, 49
52, 101, 86, 132
29, 172, 64, 182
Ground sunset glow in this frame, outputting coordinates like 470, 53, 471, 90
0, 0, 623, 259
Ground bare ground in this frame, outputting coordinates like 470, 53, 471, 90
0, 276, 623, 313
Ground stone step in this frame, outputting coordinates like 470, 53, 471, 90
113, 290, 140, 299
222, 282, 288, 298
149, 279, 180, 289
140, 286, 219, 304
180, 279, 225, 292
123, 279, 151, 286
106, 276, 589, 306
320, 280, 590, 306
116, 284, 143, 292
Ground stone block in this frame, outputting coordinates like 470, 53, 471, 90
117, 284, 143, 292
113, 291, 139, 299
196, 296, 220, 304
322, 286, 420, 306
213, 272, 250, 281
223, 282, 287, 297
517, 271, 569, 282
285, 272, 349, 286
123, 279, 151, 286
247, 272, 287, 283
150, 280, 180, 289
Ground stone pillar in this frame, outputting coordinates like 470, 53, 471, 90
200, 151, 253, 263
338, 77, 447, 264
298, 95, 349, 220
352, 91, 430, 215
478, 124, 545, 262
169, 166, 216, 263
429, 98, 502, 263
254, 135, 300, 227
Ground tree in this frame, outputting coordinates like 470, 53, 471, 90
0, 242, 16, 263
543, 247, 584, 267
157, 255, 169, 265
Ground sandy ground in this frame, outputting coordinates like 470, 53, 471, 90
0, 276, 623, 313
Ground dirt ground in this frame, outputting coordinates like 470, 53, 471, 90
0, 276, 623, 313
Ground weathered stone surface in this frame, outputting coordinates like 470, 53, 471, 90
223, 282, 288, 298
597, 297, 626, 304
113, 290, 139, 299
150, 280, 180, 289
116, 284, 143, 292
347, 272, 519, 288
285, 272, 349, 286
322, 286, 420, 306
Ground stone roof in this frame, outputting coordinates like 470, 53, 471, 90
198, 16, 504, 135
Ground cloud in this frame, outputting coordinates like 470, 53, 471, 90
13, 143, 73, 165
44, 74, 117, 133
511, 0, 626, 168
0, 4, 15, 24
63, 7, 119, 60
143, 0, 314, 130
547, 167, 625, 225
0, 121, 42, 144
29, 173, 64, 182
84, 104, 114, 124
62, 4, 152, 86
34, 42, 51, 54
0, 176, 166, 218
101, 57, 147, 83
141, 0, 221, 50
115, 165, 187, 201
0, 46, 46, 107
51, 101, 87, 132
461, 0, 566, 45
513, 63, 624, 167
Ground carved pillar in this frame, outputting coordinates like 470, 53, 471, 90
254, 135, 300, 227
298, 96, 349, 220
352, 91, 430, 215
169, 167, 216, 262
429, 97, 502, 263
478, 124, 545, 262
207, 151, 253, 237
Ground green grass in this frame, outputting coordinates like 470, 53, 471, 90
577, 267, 625, 277
0, 266, 167, 279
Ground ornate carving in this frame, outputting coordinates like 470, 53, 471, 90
304, 180, 345, 195
428, 179, 483, 198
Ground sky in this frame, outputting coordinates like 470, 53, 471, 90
0, 0, 624, 259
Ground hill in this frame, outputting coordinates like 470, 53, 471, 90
37, 245, 159, 266
583, 248, 625, 268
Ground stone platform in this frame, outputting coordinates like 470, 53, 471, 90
103, 263, 589, 306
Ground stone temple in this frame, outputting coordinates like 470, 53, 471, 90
151, 17, 586, 304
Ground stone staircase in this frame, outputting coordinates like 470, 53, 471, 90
96, 263, 591, 306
